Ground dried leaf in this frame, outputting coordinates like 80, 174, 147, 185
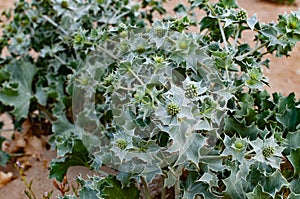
24, 135, 47, 156
0, 171, 13, 188
4, 131, 26, 154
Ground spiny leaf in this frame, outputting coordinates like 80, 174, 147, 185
287, 148, 300, 176
49, 139, 91, 182
174, 133, 205, 167
246, 184, 272, 199
182, 171, 221, 199
262, 170, 289, 197
287, 192, 300, 199
0, 61, 36, 120
287, 130, 300, 150
223, 161, 250, 199
99, 176, 139, 199
290, 176, 300, 194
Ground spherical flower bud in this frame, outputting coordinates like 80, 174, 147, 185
167, 102, 180, 116
235, 140, 244, 149
74, 34, 83, 44
136, 44, 145, 54
237, 9, 247, 21
116, 139, 127, 150
103, 73, 114, 86
80, 78, 89, 85
120, 31, 128, 38
155, 28, 165, 38
67, 74, 72, 80
262, 146, 275, 158
289, 21, 298, 29
16, 37, 23, 44
153, 56, 164, 63
61, 1, 69, 9
185, 84, 198, 98
178, 39, 188, 50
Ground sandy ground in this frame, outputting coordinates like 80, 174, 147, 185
0, 0, 300, 198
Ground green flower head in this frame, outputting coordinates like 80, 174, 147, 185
61, 1, 69, 9
167, 102, 181, 116
116, 139, 128, 150
262, 146, 275, 158
234, 139, 246, 151
237, 9, 247, 21
250, 136, 285, 169
185, 84, 198, 98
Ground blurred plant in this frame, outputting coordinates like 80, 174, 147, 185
15, 161, 53, 199
264, 0, 295, 5
0, 0, 171, 168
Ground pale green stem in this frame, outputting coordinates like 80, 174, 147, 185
206, 4, 228, 51
199, 155, 230, 160
114, 11, 131, 21
217, 18, 229, 52
42, 15, 68, 35
168, 165, 184, 199
54, 54, 67, 65
235, 42, 268, 60
118, 86, 135, 91
166, 36, 177, 45
245, 149, 255, 156
96, 45, 119, 60
233, 25, 241, 50
159, 173, 167, 199
16, 165, 37, 199
227, 82, 246, 93
174, 165, 184, 199
141, 176, 152, 199
127, 67, 145, 85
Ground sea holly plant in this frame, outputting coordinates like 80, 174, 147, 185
66, 0, 300, 198
1, 0, 300, 198
0, 0, 170, 165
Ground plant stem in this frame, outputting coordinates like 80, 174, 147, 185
37, 103, 56, 121
229, 82, 245, 92
42, 15, 68, 35
16, 164, 37, 199
235, 42, 268, 60
118, 86, 135, 91
174, 165, 184, 199
206, 3, 228, 51
161, 174, 166, 199
245, 149, 255, 156
96, 45, 119, 60
166, 36, 177, 45
233, 25, 241, 50
141, 176, 152, 199
54, 54, 67, 65
127, 67, 145, 85
161, 188, 166, 199
199, 155, 230, 160
23, 178, 37, 199
115, 11, 131, 21
217, 18, 228, 52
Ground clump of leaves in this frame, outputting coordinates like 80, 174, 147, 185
0, 0, 168, 166
65, 0, 300, 197
1, 0, 300, 198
